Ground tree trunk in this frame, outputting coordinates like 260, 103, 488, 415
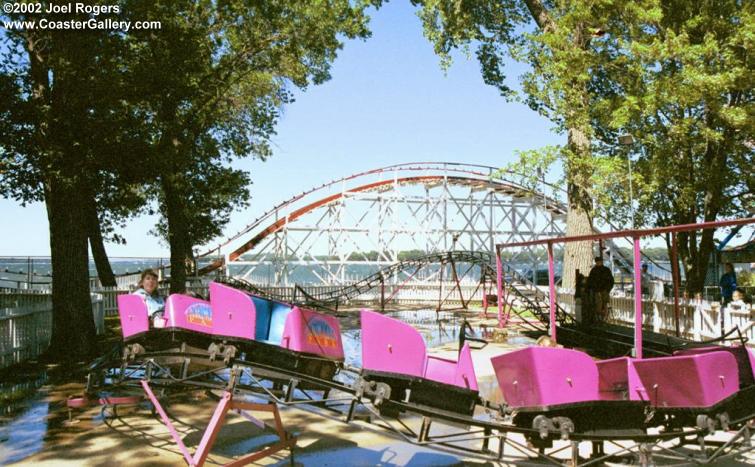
680, 128, 728, 294
184, 244, 196, 278
162, 174, 189, 293
88, 196, 117, 287
520, 2, 595, 289
46, 177, 97, 360
25, 31, 96, 361
684, 229, 714, 293
562, 127, 595, 289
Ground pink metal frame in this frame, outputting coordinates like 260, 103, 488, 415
141, 380, 296, 466
547, 242, 557, 342
496, 217, 755, 358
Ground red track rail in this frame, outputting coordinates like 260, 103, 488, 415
199, 172, 548, 273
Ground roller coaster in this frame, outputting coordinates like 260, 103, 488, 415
196, 162, 670, 289
69, 218, 755, 467
219, 250, 572, 332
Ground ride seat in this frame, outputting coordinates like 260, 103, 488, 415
360, 309, 478, 390
208, 282, 255, 340
632, 352, 739, 408
491, 347, 601, 408
425, 344, 478, 390
425, 355, 457, 385
674, 346, 755, 389
252, 296, 272, 341
266, 303, 293, 345
117, 294, 150, 340
596, 356, 645, 401
251, 296, 292, 345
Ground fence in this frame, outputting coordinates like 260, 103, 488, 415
702, 285, 755, 303
0, 293, 105, 370
0, 288, 52, 308
1, 280, 750, 369
557, 291, 754, 344
93, 283, 210, 316
253, 281, 486, 309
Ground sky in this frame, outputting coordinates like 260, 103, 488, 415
0, 2, 566, 257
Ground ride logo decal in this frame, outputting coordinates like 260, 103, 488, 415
306, 317, 338, 348
185, 303, 212, 327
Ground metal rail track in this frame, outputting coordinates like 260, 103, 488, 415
82, 345, 755, 466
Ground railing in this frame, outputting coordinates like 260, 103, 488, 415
0, 288, 52, 308
254, 281, 485, 308
701, 285, 755, 303
557, 291, 754, 344
0, 294, 105, 369
93, 283, 210, 316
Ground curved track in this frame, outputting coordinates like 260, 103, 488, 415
197, 162, 671, 280
83, 344, 755, 466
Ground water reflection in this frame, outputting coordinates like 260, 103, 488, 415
0, 373, 48, 464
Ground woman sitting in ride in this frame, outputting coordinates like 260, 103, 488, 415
133, 269, 165, 323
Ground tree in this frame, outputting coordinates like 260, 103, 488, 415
412, 0, 751, 293
1, 26, 113, 359
589, 0, 754, 292
1, 9, 154, 359
149, 160, 253, 276
120, 0, 376, 293
412, 0, 658, 287
1, 0, 378, 359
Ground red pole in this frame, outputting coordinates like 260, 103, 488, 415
547, 241, 557, 343
633, 236, 643, 359
496, 246, 505, 327
671, 233, 680, 336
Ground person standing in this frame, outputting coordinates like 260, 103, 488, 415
587, 256, 615, 322
640, 263, 651, 297
719, 263, 737, 305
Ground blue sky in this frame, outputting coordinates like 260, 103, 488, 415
0, 2, 565, 257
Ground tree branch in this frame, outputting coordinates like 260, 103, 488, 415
522, 0, 556, 33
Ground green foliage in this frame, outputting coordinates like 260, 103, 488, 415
591, 0, 754, 228
589, 0, 754, 289
496, 145, 562, 192
739, 270, 755, 288
119, 0, 376, 256
0, 1, 380, 347
412, 0, 527, 98
411, 0, 674, 208
413, 0, 752, 291
0, 18, 150, 240
149, 164, 252, 251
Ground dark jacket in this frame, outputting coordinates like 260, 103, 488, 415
719, 272, 737, 302
587, 265, 614, 292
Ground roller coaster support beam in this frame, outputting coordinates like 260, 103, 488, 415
380, 274, 385, 311
671, 233, 681, 337
449, 254, 468, 310
495, 247, 505, 327
633, 236, 643, 359
141, 379, 296, 466
547, 241, 557, 344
